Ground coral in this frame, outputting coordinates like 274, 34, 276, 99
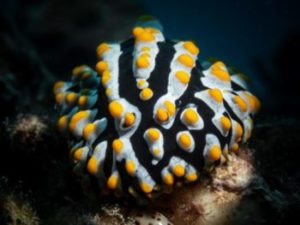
0, 193, 40, 225
53, 20, 260, 201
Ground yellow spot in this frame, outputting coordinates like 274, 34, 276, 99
211, 61, 231, 81
96, 43, 111, 57
125, 160, 136, 175
87, 156, 98, 174
147, 128, 160, 142
81, 72, 91, 79
55, 92, 65, 104
244, 92, 256, 112
236, 123, 243, 140
209, 145, 222, 161
140, 52, 151, 58
175, 70, 190, 84
141, 46, 151, 51
234, 95, 248, 112
136, 31, 155, 42
186, 172, 198, 182
124, 112, 135, 127
69, 111, 89, 132
105, 88, 112, 96
83, 123, 96, 140
220, 116, 231, 131
136, 56, 150, 68
101, 70, 111, 86
183, 108, 199, 125
164, 101, 176, 116
144, 27, 159, 33
183, 41, 200, 55
137, 79, 147, 88
57, 115, 68, 132
107, 175, 118, 189
163, 173, 174, 185
156, 108, 169, 123
108, 101, 123, 118
112, 139, 123, 154
172, 164, 185, 177
53, 81, 64, 94
132, 27, 144, 37
78, 96, 88, 107
177, 54, 194, 68
96, 61, 108, 74
152, 148, 161, 156
72, 65, 86, 76
140, 88, 153, 100
66, 92, 77, 105
179, 133, 192, 149
140, 181, 153, 193
208, 88, 223, 103
230, 143, 239, 153
73, 148, 83, 161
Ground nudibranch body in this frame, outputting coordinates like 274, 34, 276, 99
54, 22, 260, 200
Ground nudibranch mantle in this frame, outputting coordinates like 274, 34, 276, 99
54, 22, 260, 200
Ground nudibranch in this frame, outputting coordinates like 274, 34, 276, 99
53, 21, 260, 200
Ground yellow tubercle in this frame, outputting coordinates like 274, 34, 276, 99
55, 92, 65, 105
124, 112, 136, 127
211, 61, 231, 81
179, 133, 192, 149
107, 175, 118, 189
83, 123, 96, 140
141, 46, 151, 52
183, 41, 200, 55
72, 65, 87, 76
164, 101, 176, 116
230, 143, 239, 153
136, 31, 155, 42
172, 164, 185, 177
140, 181, 153, 193
177, 54, 194, 68
220, 116, 231, 131
112, 139, 123, 154
73, 148, 83, 161
209, 145, 222, 161
186, 172, 198, 182
175, 70, 190, 84
125, 160, 136, 175
234, 95, 248, 112
66, 92, 77, 105
96, 43, 111, 58
78, 96, 88, 107
208, 88, 223, 103
132, 27, 144, 37
136, 55, 150, 68
53, 81, 65, 94
96, 61, 108, 74
156, 108, 169, 123
163, 173, 174, 185
152, 148, 161, 156
183, 108, 199, 125
87, 156, 98, 174
236, 122, 243, 140
105, 88, 112, 97
57, 115, 68, 132
101, 70, 111, 86
140, 87, 153, 100
108, 101, 123, 118
69, 111, 89, 132
147, 128, 160, 142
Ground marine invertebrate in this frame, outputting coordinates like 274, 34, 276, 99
53, 21, 260, 200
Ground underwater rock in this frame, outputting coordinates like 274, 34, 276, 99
53, 20, 260, 202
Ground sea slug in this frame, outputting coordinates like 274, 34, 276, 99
53, 21, 260, 200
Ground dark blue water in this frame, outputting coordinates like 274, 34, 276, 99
139, 0, 300, 105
